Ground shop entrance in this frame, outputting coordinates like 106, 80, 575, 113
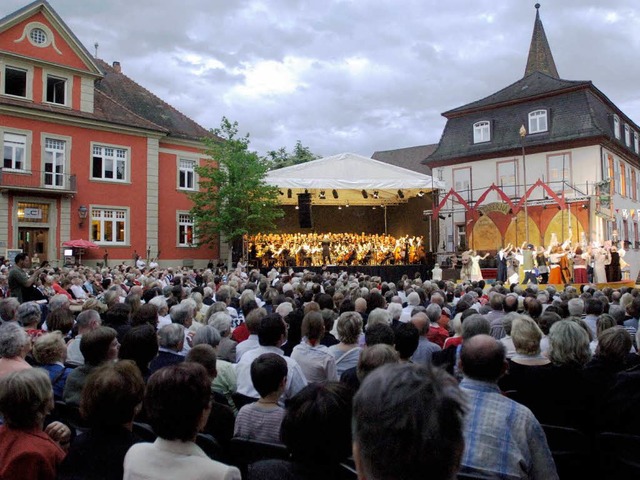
18, 228, 48, 262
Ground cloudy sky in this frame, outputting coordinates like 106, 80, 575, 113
4, 0, 640, 157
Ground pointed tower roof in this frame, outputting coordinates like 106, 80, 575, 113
524, 4, 559, 79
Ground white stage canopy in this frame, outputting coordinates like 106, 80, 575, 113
265, 152, 445, 206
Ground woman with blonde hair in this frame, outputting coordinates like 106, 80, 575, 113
0, 368, 71, 479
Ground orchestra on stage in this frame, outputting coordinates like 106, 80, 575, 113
248, 232, 426, 267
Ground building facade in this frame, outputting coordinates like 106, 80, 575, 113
0, 1, 217, 267
424, 5, 640, 280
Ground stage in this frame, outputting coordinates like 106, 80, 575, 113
261, 264, 431, 282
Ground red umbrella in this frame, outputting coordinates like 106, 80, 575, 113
62, 239, 100, 249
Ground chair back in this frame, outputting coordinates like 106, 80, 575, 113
541, 424, 591, 479
598, 431, 640, 480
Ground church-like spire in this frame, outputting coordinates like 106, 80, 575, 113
524, 4, 559, 78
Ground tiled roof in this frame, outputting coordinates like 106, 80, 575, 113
426, 87, 622, 164
444, 72, 590, 116
372, 144, 438, 174
524, 4, 559, 79
0, 89, 167, 133
95, 59, 212, 142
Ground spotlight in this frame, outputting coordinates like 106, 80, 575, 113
287, 189, 292, 199
447, 213, 452, 218
373, 191, 379, 199
332, 189, 339, 199
417, 190, 425, 198
338, 206, 342, 210
279, 190, 284, 196
361, 189, 368, 199
438, 215, 446, 220
319, 190, 326, 200
398, 190, 404, 199
346, 202, 350, 208
478, 211, 484, 216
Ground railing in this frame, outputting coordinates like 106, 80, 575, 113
0, 168, 77, 194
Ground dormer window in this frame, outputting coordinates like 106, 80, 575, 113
625, 123, 631, 146
613, 115, 621, 139
634, 131, 639, 154
528, 110, 548, 134
473, 121, 490, 143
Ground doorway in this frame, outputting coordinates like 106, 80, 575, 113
18, 228, 48, 262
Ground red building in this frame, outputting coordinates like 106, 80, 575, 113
0, 0, 217, 267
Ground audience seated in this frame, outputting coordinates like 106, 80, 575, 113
57, 360, 145, 480
63, 326, 119, 406
0, 322, 32, 378
123, 363, 241, 480
0, 368, 71, 480
459, 335, 558, 479
291, 311, 338, 382
149, 323, 185, 375
33, 331, 72, 400
353, 363, 465, 480
247, 382, 353, 480
118, 324, 159, 382
234, 353, 287, 444
327, 311, 363, 377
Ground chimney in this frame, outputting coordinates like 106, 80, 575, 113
112, 61, 121, 73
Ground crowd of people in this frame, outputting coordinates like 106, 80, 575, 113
1, 251, 640, 478
248, 232, 426, 267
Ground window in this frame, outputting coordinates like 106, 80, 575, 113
453, 167, 472, 202
625, 124, 631, 147
456, 224, 467, 250
614, 115, 621, 139
473, 121, 490, 143
635, 222, 639, 249
3, 132, 26, 170
632, 169, 637, 201
620, 161, 626, 197
91, 208, 127, 245
43, 138, 65, 187
92, 145, 127, 181
528, 110, 548, 134
178, 213, 196, 246
29, 28, 47, 45
623, 219, 629, 244
46, 75, 66, 105
635, 131, 639, 154
4, 66, 27, 97
547, 153, 571, 192
178, 159, 196, 190
497, 160, 518, 197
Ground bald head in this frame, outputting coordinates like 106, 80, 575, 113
411, 312, 429, 335
460, 334, 506, 383
355, 297, 367, 313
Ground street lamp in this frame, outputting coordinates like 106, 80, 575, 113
519, 125, 529, 244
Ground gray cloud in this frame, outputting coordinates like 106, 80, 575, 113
3, 0, 639, 157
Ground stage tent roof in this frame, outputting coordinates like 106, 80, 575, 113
265, 152, 445, 206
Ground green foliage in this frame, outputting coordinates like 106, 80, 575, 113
267, 140, 320, 170
190, 117, 283, 247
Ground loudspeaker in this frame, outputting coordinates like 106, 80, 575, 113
298, 193, 313, 228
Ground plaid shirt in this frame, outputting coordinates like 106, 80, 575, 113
460, 378, 558, 480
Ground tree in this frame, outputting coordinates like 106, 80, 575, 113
190, 117, 283, 260
267, 140, 320, 170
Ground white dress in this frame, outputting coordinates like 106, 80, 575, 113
470, 255, 483, 281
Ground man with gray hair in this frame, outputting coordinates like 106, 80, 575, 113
0, 297, 19, 324
149, 323, 185, 374
426, 303, 448, 348
410, 312, 441, 365
567, 298, 584, 319
209, 311, 237, 363
459, 335, 558, 479
66, 309, 102, 366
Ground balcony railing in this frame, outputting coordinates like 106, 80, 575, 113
0, 168, 77, 195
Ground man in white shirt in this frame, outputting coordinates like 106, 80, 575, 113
235, 308, 266, 362
235, 313, 307, 402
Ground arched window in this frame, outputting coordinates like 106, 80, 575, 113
528, 110, 548, 134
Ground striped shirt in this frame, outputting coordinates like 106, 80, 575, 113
234, 403, 285, 444
460, 378, 558, 480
